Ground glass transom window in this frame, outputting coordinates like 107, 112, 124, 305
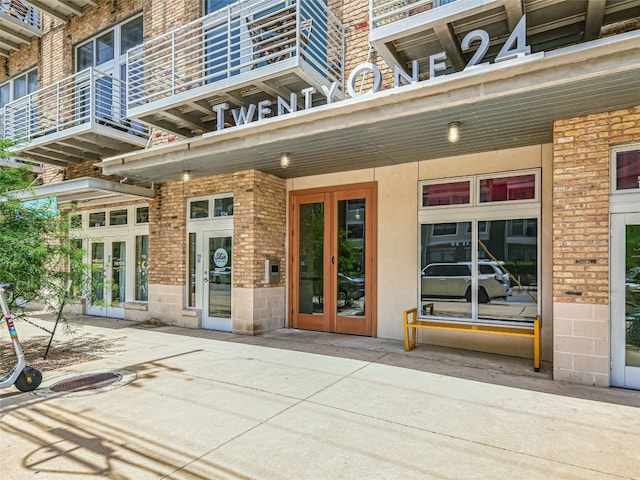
615, 149, 640, 191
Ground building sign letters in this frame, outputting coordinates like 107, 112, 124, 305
212, 15, 531, 131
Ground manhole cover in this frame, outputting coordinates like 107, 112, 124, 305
32, 369, 137, 398
51, 372, 122, 393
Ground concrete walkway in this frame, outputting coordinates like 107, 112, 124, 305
1, 316, 639, 479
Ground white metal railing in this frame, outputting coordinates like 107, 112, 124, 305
370, 0, 458, 29
0, 0, 41, 30
127, 0, 344, 110
2, 68, 150, 146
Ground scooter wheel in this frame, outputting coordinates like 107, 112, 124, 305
15, 367, 43, 392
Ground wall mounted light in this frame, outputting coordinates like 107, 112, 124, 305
182, 170, 191, 182
280, 152, 291, 169
447, 121, 461, 143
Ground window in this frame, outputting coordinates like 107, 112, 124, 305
189, 194, 234, 220
121, 16, 143, 54
135, 235, 148, 301
190, 200, 209, 219
89, 211, 106, 227
214, 196, 234, 217
421, 170, 538, 210
109, 209, 128, 226
422, 180, 470, 207
205, 0, 236, 14
614, 149, 640, 191
76, 15, 143, 74
479, 174, 536, 202
1, 69, 37, 107
1, 68, 38, 142
136, 206, 149, 224
419, 170, 540, 323
70, 214, 82, 229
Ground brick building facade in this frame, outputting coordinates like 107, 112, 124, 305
2, 0, 639, 389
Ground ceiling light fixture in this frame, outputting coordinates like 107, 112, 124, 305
448, 121, 461, 143
280, 152, 291, 169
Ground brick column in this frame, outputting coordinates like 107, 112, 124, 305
552, 106, 640, 386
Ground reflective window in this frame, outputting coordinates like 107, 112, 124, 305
625, 224, 640, 367
616, 149, 640, 191
214, 196, 234, 217
120, 16, 143, 54
77, 42, 94, 70
70, 214, 82, 229
136, 206, 149, 223
420, 219, 538, 323
75, 15, 143, 76
109, 209, 128, 226
188, 233, 196, 307
112, 241, 126, 303
96, 31, 114, 64
190, 200, 209, 219
422, 181, 470, 207
135, 235, 148, 301
0, 68, 38, 107
205, 0, 236, 14
479, 174, 536, 202
89, 211, 106, 227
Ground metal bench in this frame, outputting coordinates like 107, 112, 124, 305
403, 308, 541, 371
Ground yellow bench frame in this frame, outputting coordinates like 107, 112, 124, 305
403, 308, 541, 371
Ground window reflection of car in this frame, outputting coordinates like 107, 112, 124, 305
421, 262, 510, 303
338, 273, 365, 301
211, 267, 232, 284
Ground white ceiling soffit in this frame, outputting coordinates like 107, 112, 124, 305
23, 0, 97, 22
13, 177, 155, 207
98, 31, 640, 183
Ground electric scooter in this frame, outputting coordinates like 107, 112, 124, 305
0, 283, 42, 392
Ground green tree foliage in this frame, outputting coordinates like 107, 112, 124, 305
0, 143, 88, 315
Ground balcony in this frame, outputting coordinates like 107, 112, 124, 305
370, 0, 640, 74
2, 68, 150, 166
0, 0, 42, 56
127, 0, 344, 137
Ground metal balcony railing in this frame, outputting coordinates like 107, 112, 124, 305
127, 0, 344, 112
0, 0, 41, 30
3, 68, 150, 147
370, 0, 458, 29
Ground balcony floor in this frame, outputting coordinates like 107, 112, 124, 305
128, 57, 343, 138
12, 122, 149, 167
370, 0, 640, 74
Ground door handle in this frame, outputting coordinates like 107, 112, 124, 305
331, 256, 335, 265
203, 277, 209, 282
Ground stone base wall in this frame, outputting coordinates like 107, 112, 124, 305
233, 287, 285, 335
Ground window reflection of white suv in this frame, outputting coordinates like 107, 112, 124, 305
421, 262, 511, 303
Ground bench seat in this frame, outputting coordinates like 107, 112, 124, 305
403, 308, 541, 371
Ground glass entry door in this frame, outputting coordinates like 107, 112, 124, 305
290, 183, 376, 336
611, 212, 640, 389
86, 237, 126, 319
202, 231, 233, 331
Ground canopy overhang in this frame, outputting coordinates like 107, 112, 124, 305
13, 177, 155, 207
98, 31, 640, 182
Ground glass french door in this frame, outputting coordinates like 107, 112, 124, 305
86, 237, 126, 319
202, 231, 233, 331
290, 183, 376, 336
611, 212, 640, 389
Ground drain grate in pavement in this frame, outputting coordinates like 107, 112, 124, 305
51, 372, 122, 393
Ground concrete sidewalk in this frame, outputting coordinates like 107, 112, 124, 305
1, 316, 639, 480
